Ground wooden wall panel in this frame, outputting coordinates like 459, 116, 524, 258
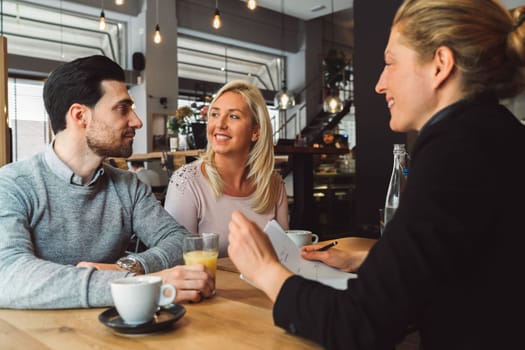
0, 36, 10, 167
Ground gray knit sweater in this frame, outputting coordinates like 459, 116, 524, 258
0, 146, 189, 309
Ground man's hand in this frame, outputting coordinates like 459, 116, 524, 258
78, 261, 215, 303
150, 264, 215, 303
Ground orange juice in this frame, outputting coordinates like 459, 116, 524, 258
183, 250, 218, 276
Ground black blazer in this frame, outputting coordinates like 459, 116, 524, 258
273, 97, 525, 350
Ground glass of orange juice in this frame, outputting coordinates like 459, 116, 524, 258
183, 233, 219, 279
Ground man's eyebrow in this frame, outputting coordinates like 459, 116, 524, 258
113, 98, 134, 109
119, 98, 134, 105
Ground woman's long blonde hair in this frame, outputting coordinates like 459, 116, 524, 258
200, 80, 280, 214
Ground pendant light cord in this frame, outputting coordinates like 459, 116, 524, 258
331, 0, 335, 45
280, 0, 285, 86
156, 0, 159, 25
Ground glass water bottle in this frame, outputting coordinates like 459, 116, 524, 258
383, 144, 409, 235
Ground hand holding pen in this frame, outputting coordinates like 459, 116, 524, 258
301, 240, 364, 273
315, 241, 338, 251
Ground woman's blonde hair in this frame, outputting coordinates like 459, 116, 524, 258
200, 80, 280, 214
393, 0, 525, 99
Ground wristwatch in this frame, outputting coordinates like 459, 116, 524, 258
116, 256, 145, 275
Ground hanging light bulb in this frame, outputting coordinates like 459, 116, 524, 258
153, 24, 162, 44
274, 80, 295, 110
115, 0, 125, 5
247, 0, 257, 10
322, 0, 345, 114
153, 0, 162, 44
99, 10, 106, 30
274, 0, 294, 110
212, 0, 222, 29
323, 95, 344, 113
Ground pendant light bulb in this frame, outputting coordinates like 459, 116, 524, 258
275, 0, 293, 110
212, 8, 222, 29
115, 0, 124, 5
322, 0, 345, 114
323, 93, 344, 114
274, 80, 295, 110
99, 10, 106, 30
247, 0, 257, 10
153, 24, 162, 44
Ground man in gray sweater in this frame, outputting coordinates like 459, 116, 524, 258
0, 55, 214, 309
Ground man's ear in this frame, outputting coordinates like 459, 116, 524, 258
68, 103, 88, 129
432, 46, 456, 89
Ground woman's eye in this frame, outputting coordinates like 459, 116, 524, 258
210, 112, 219, 118
229, 114, 240, 119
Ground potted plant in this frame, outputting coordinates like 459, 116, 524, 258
167, 106, 194, 151
167, 106, 191, 135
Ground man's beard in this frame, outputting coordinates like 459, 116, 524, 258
86, 131, 134, 158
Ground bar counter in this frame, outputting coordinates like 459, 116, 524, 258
274, 145, 350, 229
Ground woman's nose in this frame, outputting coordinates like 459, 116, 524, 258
375, 70, 386, 94
217, 114, 227, 128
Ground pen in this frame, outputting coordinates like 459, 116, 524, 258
316, 241, 338, 251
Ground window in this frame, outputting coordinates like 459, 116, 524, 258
2, 0, 126, 65
7, 78, 51, 161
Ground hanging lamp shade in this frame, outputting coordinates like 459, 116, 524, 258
274, 80, 295, 110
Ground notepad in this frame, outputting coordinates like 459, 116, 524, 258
261, 220, 356, 290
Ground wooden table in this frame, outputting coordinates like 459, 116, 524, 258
0, 267, 320, 349
0, 237, 378, 349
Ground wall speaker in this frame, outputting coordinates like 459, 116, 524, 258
132, 52, 145, 71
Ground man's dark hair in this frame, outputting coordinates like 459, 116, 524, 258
43, 55, 126, 134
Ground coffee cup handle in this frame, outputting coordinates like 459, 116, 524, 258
312, 234, 319, 244
159, 284, 177, 306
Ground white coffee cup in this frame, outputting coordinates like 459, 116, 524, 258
110, 275, 176, 325
286, 230, 319, 247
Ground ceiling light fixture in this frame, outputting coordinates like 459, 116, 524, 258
212, 0, 222, 29
99, 0, 106, 30
115, 0, 124, 5
323, 0, 343, 114
274, 0, 295, 110
153, 0, 162, 44
247, 0, 257, 10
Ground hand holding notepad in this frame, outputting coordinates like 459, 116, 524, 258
241, 220, 356, 290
